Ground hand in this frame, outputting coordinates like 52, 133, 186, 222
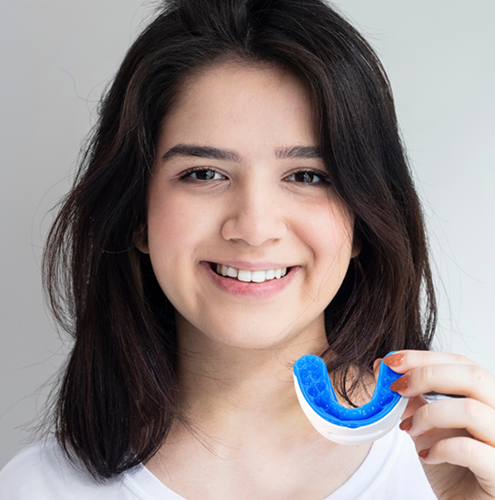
377, 350, 495, 499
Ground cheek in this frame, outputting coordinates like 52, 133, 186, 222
146, 195, 196, 287
299, 198, 354, 254
145, 191, 225, 303
147, 191, 212, 251
297, 202, 354, 288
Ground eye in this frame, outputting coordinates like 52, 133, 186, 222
285, 170, 330, 185
179, 168, 226, 181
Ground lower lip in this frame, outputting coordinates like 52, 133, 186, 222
201, 262, 300, 297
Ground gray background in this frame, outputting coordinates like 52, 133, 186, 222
1, 0, 494, 469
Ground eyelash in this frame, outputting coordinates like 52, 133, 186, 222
178, 168, 226, 181
178, 168, 331, 185
284, 169, 331, 185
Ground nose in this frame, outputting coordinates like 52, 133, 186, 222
221, 180, 287, 246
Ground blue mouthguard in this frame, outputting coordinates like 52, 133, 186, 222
293, 353, 408, 445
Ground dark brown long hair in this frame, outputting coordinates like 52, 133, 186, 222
43, 0, 436, 480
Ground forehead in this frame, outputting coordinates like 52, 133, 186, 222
175, 58, 309, 104
158, 60, 318, 153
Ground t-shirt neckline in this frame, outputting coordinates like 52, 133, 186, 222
123, 426, 402, 500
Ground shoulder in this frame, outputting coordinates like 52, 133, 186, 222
0, 438, 136, 500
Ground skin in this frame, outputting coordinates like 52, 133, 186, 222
138, 60, 369, 499
377, 351, 495, 499
139, 61, 358, 353
138, 60, 495, 499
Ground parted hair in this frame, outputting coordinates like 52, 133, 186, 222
43, 0, 436, 480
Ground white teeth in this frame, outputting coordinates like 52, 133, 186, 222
237, 270, 252, 282
251, 271, 266, 283
215, 264, 288, 283
265, 269, 275, 280
227, 267, 238, 278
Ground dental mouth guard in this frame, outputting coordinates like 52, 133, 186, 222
293, 353, 408, 445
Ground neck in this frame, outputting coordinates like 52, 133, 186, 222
174, 313, 329, 442
146, 315, 375, 500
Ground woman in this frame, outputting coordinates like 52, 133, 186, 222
1, 0, 494, 498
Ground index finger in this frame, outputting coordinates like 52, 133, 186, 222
382, 350, 478, 374
383, 351, 495, 409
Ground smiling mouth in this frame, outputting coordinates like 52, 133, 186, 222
209, 263, 290, 283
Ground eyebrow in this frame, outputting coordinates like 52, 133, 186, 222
275, 145, 322, 160
161, 144, 322, 162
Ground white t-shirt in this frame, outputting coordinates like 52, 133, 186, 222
0, 425, 436, 499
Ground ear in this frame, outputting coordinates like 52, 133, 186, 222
133, 225, 149, 254
351, 235, 362, 258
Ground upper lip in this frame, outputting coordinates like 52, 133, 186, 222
205, 260, 294, 271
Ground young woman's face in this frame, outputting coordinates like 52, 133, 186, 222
139, 61, 359, 350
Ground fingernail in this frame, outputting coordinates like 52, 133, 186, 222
399, 416, 412, 432
390, 373, 409, 392
418, 449, 429, 460
382, 353, 404, 367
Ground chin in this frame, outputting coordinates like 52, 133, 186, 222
202, 317, 321, 352
176, 306, 326, 353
